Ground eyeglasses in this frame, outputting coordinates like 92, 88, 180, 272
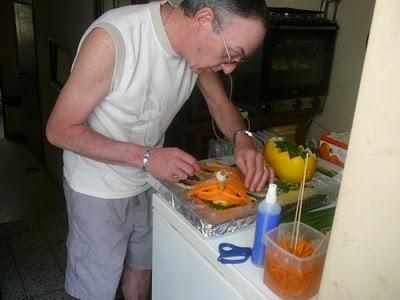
216, 21, 233, 64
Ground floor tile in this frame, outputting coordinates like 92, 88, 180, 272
21, 265, 64, 298
8, 229, 48, 253
0, 237, 11, 257
0, 220, 30, 238
33, 289, 75, 299
50, 241, 68, 272
1, 277, 26, 300
22, 219, 42, 231
36, 210, 68, 229
41, 222, 68, 244
0, 138, 65, 224
14, 247, 57, 275
0, 256, 19, 280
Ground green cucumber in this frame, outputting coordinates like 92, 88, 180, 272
281, 207, 336, 233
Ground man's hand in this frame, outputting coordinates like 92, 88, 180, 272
234, 141, 274, 192
145, 147, 201, 182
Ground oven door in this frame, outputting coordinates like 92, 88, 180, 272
263, 24, 338, 101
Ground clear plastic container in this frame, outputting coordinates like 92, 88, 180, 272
263, 222, 329, 300
208, 139, 224, 158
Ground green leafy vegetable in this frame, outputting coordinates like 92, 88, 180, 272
188, 174, 201, 181
274, 140, 312, 159
206, 201, 236, 210
317, 167, 338, 178
247, 193, 265, 201
281, 207, 336, 233
276, 180, 300, 193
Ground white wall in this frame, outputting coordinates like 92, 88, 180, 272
308, 0, 375, 140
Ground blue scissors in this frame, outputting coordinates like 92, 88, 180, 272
217, 243, 252, 264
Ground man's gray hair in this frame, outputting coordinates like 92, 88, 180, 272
169, 0, 268, 31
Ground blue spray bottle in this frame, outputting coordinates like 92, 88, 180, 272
251, 183, 281, 267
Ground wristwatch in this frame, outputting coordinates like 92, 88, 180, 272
233, 129, 254, 144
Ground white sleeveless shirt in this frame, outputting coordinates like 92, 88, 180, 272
63, 1, 198, 198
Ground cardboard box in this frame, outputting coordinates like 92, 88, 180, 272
319, 132, 350, 167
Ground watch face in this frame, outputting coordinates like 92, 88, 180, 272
168, 0, 183, 8
233, 129, 254, 144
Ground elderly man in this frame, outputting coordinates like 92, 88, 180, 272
46, 0, 271, 299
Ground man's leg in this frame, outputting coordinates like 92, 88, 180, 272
63, 181, 134, 300
122, 266, 151, 300
123, 188, 154, 300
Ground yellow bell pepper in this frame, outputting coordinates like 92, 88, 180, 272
263, 137, 317, 183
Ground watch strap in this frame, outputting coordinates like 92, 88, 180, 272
142, 148, 152, 171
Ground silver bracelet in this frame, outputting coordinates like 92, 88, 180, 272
233, 129, 254, 144
142, 147, 152, 172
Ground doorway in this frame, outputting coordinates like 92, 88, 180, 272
13, 0, 43, 160
0, 97, 3, 140
0, 73, 4, 140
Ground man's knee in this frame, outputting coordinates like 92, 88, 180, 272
122, 266, 151, 300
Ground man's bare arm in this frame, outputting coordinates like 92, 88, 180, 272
46, 28, 146, 167
197, 70, 270, 191
196, 71, 248, 142
46, 28, 199, 180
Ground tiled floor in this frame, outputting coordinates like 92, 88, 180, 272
0, 114, 133, 299
0, 115, 66, 225
0, 212, 71, 299
0, 112, 74, 299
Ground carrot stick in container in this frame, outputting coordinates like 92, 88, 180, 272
263, 222, 327, 300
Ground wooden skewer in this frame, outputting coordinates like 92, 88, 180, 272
290, 182, 302, 248
291, 152, 309, 250
294, 153, 309, 250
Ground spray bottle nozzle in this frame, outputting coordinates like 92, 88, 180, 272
265, 183, 277, 204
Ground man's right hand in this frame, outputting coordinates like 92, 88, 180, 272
145, 147, 200, 182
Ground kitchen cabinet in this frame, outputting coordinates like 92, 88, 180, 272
152, 193, 281, 300
152, 205, 243, 300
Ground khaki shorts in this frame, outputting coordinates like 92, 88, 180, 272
63, 181, 153, 300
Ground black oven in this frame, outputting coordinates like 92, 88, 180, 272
235, 8, 339, 115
